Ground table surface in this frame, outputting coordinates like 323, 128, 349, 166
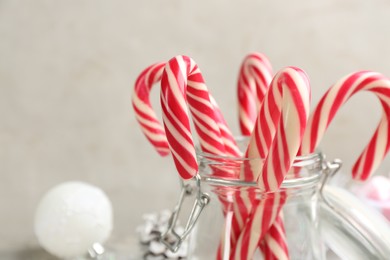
0, 236, 143, 260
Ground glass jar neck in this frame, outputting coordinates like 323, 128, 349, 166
197, 144, 324, 193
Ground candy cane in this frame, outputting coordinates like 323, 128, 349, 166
300, 71, 390, 181
219, 52, 274, 252
132, 62, 240, 161
233, 67, 311, 259
238, 53, 273, 136
235, 53, 289, 259
160, 55, 244, 179
259, 213, 289, 260
245, 67, 311, 189
161, 56, 247, 258
215, 51, 274, 257
132, 62, 169, 156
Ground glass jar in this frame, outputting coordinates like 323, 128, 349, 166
192, 150, 325, 259
160, 138, 390, 260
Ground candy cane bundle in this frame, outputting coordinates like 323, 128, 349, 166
133, 56, 390, 260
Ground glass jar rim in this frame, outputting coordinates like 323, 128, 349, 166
196, 136, 324, 190
197, 150, 322, 166
196, 136, 321, 165
201, 169, 323, 190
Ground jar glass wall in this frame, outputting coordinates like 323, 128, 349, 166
187, 138, 325, 259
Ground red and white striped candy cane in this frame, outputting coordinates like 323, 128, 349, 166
132, 62, 240, 160
215, 51, 273, 258
132, 62, 169, 156
233, 67, 311, 259
160, 55, 237, 179
160, 56, 245, 258
219, 58, 271, 257
259, 213, 289, 260
300, 71, 390, 181
238, 53, 273, 136
246, 67, 311, 190
221, 55, 275, 251
235, 53, 289, 259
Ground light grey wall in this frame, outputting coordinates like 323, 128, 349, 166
1, 0, 390, 251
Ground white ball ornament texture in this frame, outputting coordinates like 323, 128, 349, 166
34, 181, 113, 259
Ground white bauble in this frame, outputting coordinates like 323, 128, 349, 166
34, 181, 113, 258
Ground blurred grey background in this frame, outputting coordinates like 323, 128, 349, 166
1, 0, 390, 255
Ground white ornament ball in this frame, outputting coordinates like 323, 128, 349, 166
34, 181, 113, 258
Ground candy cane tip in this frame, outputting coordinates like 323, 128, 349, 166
157, 150, 170, 157
351, 166, 371, 181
